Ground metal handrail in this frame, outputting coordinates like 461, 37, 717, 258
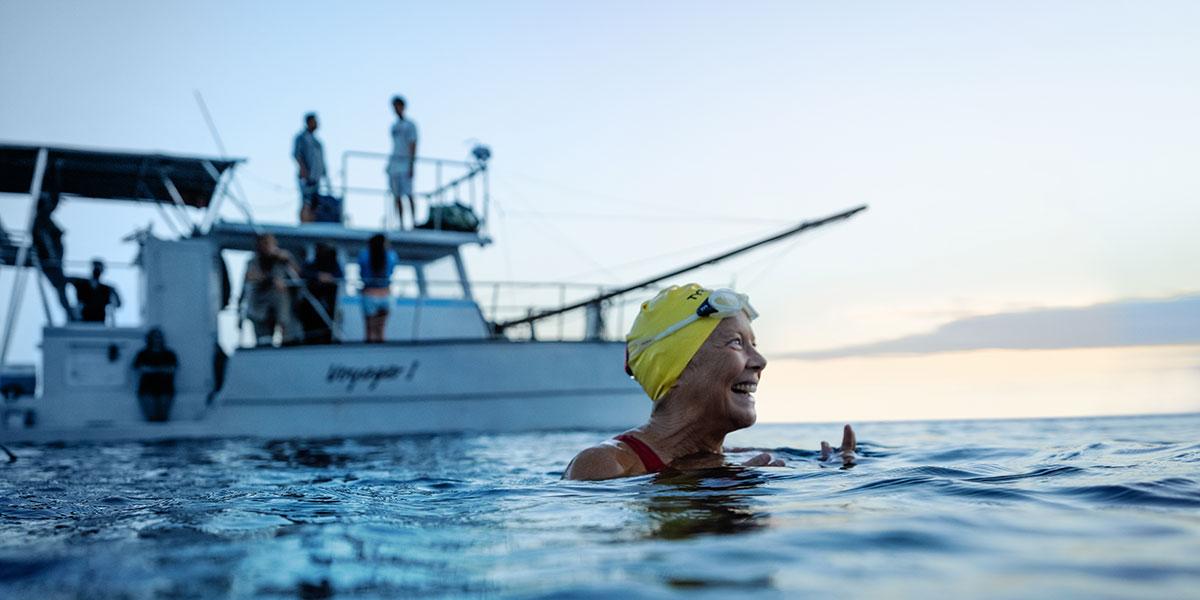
226, 273, 660, 347
337, 148, 491, 231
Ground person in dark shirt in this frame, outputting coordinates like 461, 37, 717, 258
33, 190, 76, 320
132, 328, 178, 422
69, 259, 121, 324
296, 243, 343, 344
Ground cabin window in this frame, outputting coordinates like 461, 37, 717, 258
422, 255, 468, 299
385, 263, 423, 298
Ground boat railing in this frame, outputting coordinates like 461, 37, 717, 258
468, 279, 657, 343
218, 276, 656, 348
337, 147, 490, 232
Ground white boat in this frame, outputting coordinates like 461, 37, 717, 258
0, 143, 865, 443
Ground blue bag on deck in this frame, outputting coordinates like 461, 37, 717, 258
311, 194, 342, 223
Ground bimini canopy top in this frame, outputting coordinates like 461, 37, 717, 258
0, 143, 242, 207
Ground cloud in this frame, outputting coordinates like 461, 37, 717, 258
781, 294, 1200, 360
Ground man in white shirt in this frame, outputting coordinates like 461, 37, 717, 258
387, 95, 419, 229
293, 112, 327, 221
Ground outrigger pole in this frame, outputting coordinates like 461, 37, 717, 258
493, 204, 869, 333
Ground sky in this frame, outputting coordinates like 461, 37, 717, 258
1, 1, 1198, 422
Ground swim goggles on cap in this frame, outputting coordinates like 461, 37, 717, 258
627, 288, 758, 357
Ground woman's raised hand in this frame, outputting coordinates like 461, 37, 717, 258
820, 424, 857, 467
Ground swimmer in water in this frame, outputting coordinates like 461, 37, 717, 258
564, 284, 856, 480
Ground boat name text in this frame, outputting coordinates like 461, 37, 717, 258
326, 361, 419, 391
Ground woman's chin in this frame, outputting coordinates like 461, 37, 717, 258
727, 393, 758, 429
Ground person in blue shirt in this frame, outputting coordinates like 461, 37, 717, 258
293, 112, 327, 222
357, 234, 398, 343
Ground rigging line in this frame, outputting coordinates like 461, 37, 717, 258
740, 230, 814, 290
488, 174, 544, 212
238, 169, 294, 193
193, 95, 334, 337
491, 196, 515, 284
738, 220, 838, 291
194, 90, 260, 233
500, 209, 794, 225
561, 222, 783, 282
495, 172, 798, 227
502, 170, 682, 212
490, 189, 619, 282
494, 205, 868, 331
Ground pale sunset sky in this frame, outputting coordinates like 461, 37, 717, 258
2, 1, 1198, 422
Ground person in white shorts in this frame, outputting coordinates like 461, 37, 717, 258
387, 95, 419, 229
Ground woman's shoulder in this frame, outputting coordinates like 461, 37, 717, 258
563, 439, 643, 481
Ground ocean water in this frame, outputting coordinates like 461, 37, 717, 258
2, 414, 1199, 599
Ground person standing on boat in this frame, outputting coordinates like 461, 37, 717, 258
357, 234, 398, 343
32, 189, 76, 320
242, 233, 301, 346
386, 96, 418, 229
293, 112, 327, 222
296, 243, 343, 345
68, 259, 122, 324
132, 328, 177, 422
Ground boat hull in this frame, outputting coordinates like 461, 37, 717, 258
1, 340, 649, 443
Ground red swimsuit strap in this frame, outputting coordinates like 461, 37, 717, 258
614, 434, 667, 473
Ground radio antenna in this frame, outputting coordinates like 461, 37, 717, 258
193, 90, 257, 227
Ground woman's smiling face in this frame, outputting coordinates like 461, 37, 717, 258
673, 313, 767, 430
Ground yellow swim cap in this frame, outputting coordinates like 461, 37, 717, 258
625, 284, 757, 401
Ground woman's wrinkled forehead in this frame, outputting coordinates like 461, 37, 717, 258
708, 312, 755, 343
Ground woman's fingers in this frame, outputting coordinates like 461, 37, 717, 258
742, 452, 772, 467
820, 425, 857, 463
840, 424, 856, 453
839, 424, 858, 467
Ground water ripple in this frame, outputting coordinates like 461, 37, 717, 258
1, 414, 1199, 598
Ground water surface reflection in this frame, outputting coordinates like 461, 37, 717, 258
641, 468, 770, 540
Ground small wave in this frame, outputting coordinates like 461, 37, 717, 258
5, 416, 1200, 598
922, 446, 1029, 462
845, 476, 934, 493
901, 466, 981, 478
860, 528, 961, 550
966, 465, 1085, 484
1053, 483, 1200, 508
938, 482, 1036, 502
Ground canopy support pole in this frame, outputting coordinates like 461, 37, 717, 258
29, 253, 54, 324
1, 147, 48, 367
198, 161, 230, 233
453, 250, 473, 300
159, 172, 198, 234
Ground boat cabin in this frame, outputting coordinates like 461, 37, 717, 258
0, 143, 524, 433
